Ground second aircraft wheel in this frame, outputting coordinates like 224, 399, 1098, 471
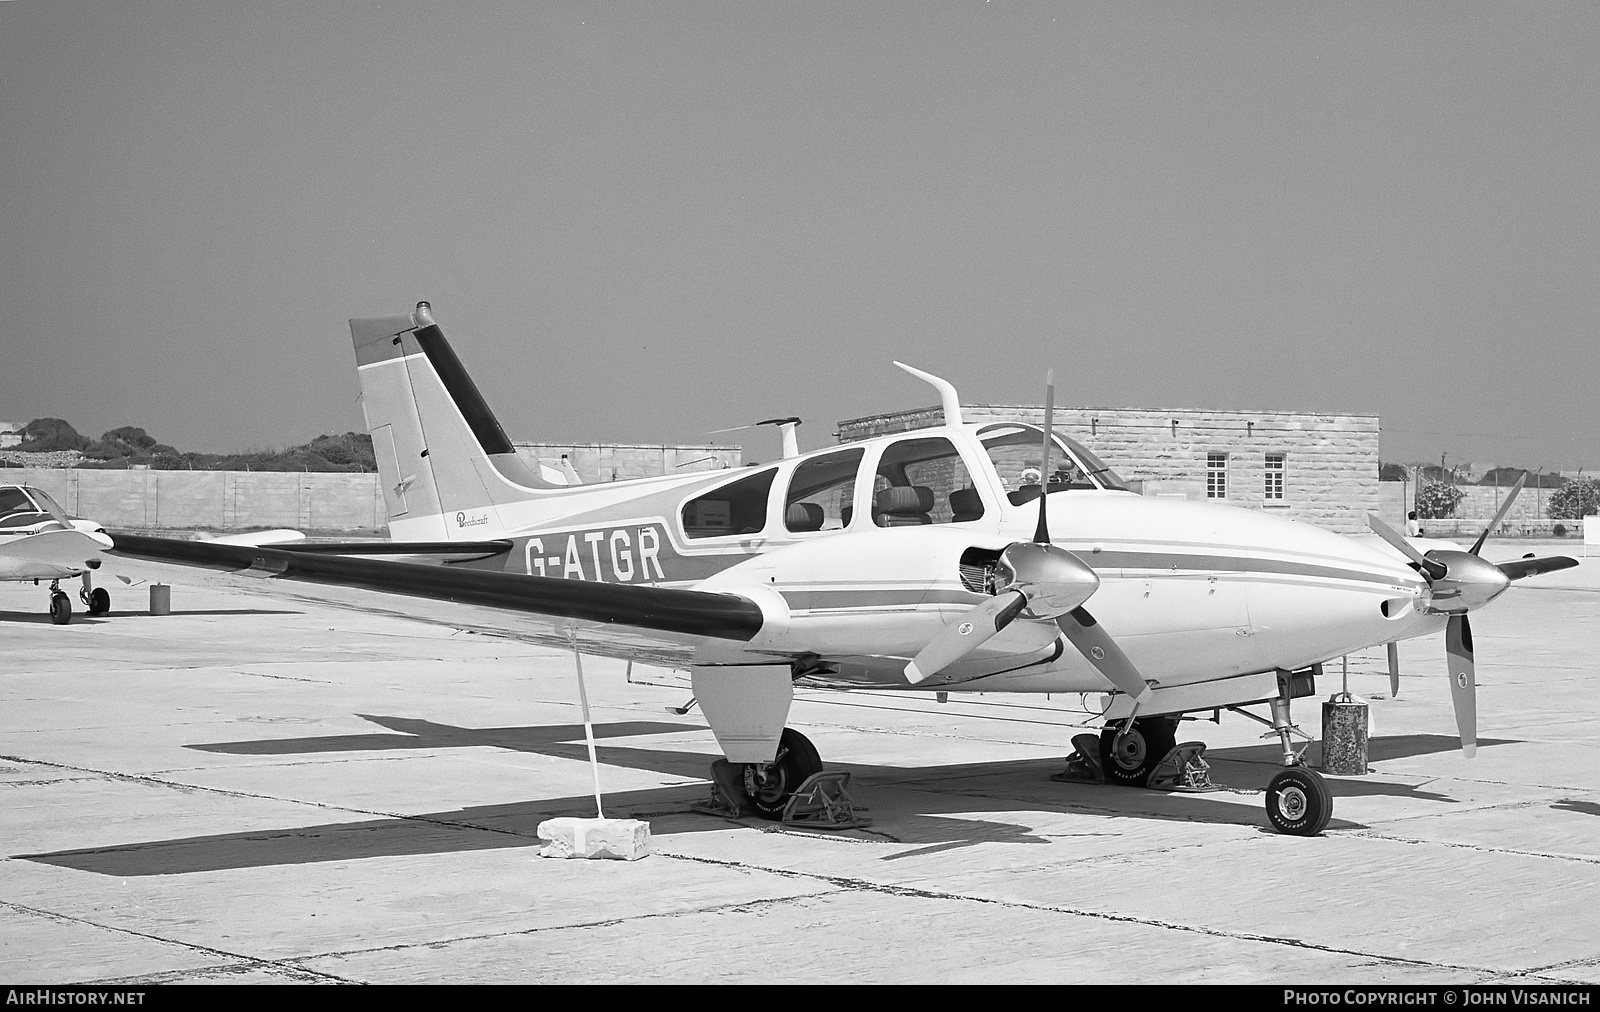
747, 728, 823, 820
1099, 717, 1177, 787
49, 592, 72, 626
1265, 767, 1333, 836
87, 587, 110, 616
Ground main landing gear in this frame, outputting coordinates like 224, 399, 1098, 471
44, 574, 111, 625
694, 728, 869, 830
79, 572, 110, 617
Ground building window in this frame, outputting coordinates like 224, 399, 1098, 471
1206, 453, 1228, 499
1264, 453, 1285, 500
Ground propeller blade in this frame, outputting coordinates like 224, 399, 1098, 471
1470, 473, 1528, 556
1367, 514, 1447, 579
1056, 606, 1151, 704
1034, 371, 1055, 545
904, 591, 1028, 684
1445, 614, 1477, 758
1387, 641, 1400, 698
1497, 555, 1579, 582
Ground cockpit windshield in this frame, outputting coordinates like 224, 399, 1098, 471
977, 424, 1131, 499
25, 487, 67, 518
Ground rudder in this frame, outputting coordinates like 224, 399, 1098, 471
351, 302, 556, 539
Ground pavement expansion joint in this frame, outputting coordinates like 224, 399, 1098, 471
651, 850, 1500, 976
1348, 830, 1600, 866
0, 899, 353, 984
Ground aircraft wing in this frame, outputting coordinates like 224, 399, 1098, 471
3, 528, 115, 565
108, 533, 764, 643
277, 539, 514, 563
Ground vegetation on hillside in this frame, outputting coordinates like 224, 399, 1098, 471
10, 419, 374, 472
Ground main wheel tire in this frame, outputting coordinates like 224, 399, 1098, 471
88, 587, 110, 616
49, 592, 71, 626
1100, 717, 1177, 787
747, 728, 824, 821
1265, 767, 1333, 836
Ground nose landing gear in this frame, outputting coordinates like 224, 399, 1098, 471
48, 581, 71, 625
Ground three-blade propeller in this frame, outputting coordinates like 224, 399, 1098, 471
1365, 473, 1577, 757
904, 373, 1152, 704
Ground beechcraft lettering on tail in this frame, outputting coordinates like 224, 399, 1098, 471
112, 301, 1579, 836
522, 526, 668, 582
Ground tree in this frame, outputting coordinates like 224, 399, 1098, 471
17, 418, 89, 452
1378, 462, 1410, 481
1547, 478, 1600, 520
1415, 480, 1465, 519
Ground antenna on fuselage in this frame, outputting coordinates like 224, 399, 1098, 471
892, 362, 963, 428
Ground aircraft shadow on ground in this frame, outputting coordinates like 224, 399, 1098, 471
16, 719, 1518, 877
0, 608, 302, 623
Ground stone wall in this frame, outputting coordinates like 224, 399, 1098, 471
513, 443, 742, 484
1380, 480, 1595, 538
838, 404, 1380, 535
6, 468, 385, 532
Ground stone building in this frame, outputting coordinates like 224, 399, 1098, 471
836, 404, 1379, 535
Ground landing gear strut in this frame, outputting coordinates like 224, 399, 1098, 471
1246, 668, 1333, 836
79, 572, 110, 616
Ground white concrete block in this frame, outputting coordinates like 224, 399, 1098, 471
536, 818, 651, 861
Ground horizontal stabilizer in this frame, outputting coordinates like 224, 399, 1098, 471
199, 530, 307, 547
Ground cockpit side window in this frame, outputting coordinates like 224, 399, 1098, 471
871, 436, 982, 526
0, 488, 34, 517
681, 467, 778, 539
784, 448, 862, 533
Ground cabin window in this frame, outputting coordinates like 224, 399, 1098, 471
1264, 454, 1285, 500
682, 467, 778, 538
872, 437, 981, 526
0, 488, 33, 517
784, 448, 862, 533
1207, 453, 1229, 499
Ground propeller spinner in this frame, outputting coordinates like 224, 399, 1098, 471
904, 373, 1152, 704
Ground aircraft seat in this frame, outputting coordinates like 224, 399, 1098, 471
949, 487, 984, 522
874, 485, 934, 526
785, 502, 825, 532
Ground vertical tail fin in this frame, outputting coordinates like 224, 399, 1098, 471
351, 302, 556, 539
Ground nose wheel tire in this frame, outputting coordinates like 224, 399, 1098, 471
1099, 717, 1177, 787
49, 592, 72, 625
1266, 767, 1332, 836
746, 728, 823, 820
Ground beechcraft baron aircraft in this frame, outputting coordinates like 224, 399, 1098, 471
0, 484, 115, 623
111, 302, 1579, 835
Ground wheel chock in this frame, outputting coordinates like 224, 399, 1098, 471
778, 771, 870, 830
691, 759, 755, 819
1051, 733, 1107, 783
1146, 742, 1218, 792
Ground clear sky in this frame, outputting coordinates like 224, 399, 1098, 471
3, 1, 1596, 470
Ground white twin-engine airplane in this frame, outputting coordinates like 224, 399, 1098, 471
0, 483, 116, 624
112, 302, 1578, 835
